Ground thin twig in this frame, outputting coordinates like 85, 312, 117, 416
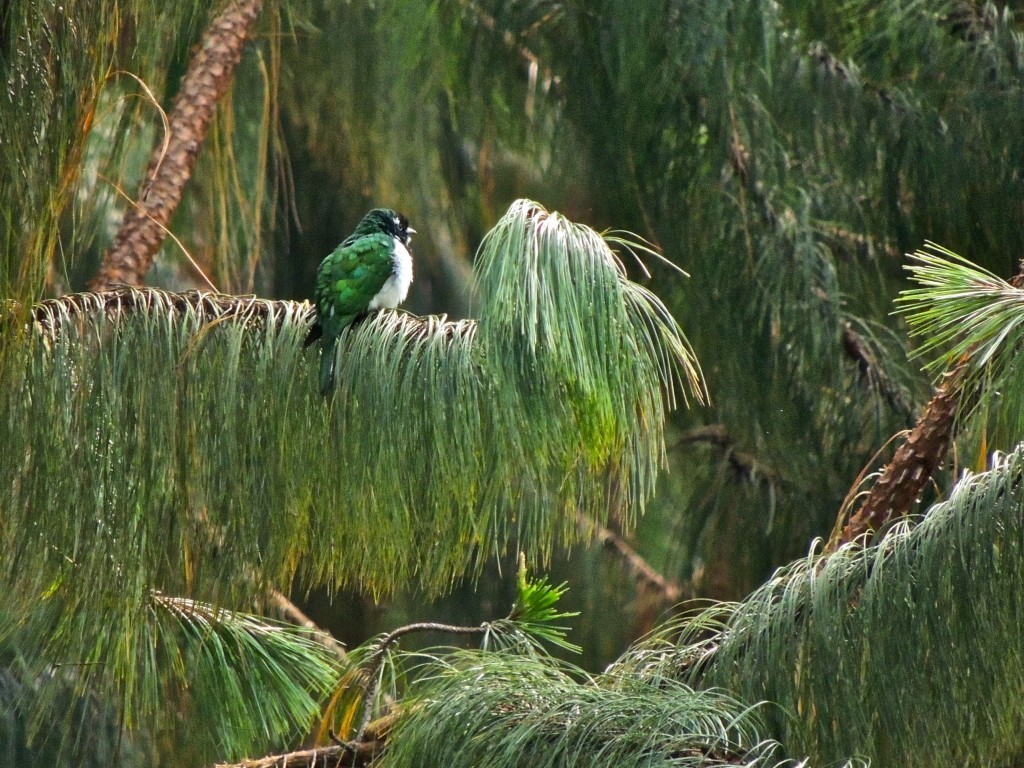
670, 424, 777, 486
214, 744, 350, 768
353, 621, 489, 744
268, 589, 348, 663
577, 512, 687, 604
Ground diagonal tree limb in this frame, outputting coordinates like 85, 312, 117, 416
268, 588, 349, 663
214, 743, 355, 768
28, 286, 312, 340
212, 710, 397, 768
24, 287, 469, 352
670, 424, 779, 486
834, 265, 1024, 548
834, 362, 965, 548
90, 0, 266, 291
841, 322, 915, 422
577, 511, 687, 604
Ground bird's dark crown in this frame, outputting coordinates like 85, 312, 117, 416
350, 207, 414, 245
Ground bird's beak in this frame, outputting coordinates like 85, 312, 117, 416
407, 227, 417, 235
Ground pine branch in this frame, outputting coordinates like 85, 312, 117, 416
26, 286, 469, 344
672, 424, 778, 486
214, 743, 355, 768
30, 286, 311, 335
456, 0, 556, 78
381, 653, 777, 768
836, 261, 1024, 547
728, 92, 911, 433
650, 448, 1024, 766
836, 362, 963, 546
145, 593, 341, 758
323, 564, 575, 762
214, 710, 396, 768
6, 201, 699, 705
577, 511, 686, 603
268, 589, 348, 664
840, 322, 914, 422
90, 0, 266, 291
353, 621, 489, 743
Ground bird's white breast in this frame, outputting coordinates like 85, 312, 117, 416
368, 236, 414, 310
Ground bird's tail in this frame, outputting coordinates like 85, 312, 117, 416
319, 336, 337, 396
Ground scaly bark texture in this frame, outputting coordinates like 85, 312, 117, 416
837, 266, 1024, 547
89, 0, 265, 291
838, 364, 964, 546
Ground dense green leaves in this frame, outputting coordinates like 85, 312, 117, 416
615, 446, 1024, 766
384, 654, 779, 768
368, 440, 1024, 767
0, 595, 339, 763
146, 595, 340, 758
475, 201, 704, 533
502, 559, 579, 654
4, 201, 697, 599
7, 0, 1024, 764
0, 200, 698, 759
898, 244, 1024, 448
899, 243, 1024, 373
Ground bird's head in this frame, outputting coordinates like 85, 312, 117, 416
358, 207, 416, 247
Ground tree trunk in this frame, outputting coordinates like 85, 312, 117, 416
837, 364, 962, 546
89, 0, 265, 291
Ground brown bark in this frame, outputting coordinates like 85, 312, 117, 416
268, 588, 349, 663
835, 266, 1024, 548
577, 511, 687, 604
90, 0, 265, 291
836, 363, 964, 546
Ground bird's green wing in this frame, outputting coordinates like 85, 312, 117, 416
314, 232, 394, 338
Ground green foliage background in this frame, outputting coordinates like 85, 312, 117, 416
6, 0, 1024, 765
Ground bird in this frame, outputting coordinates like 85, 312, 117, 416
305, 208, 415, 395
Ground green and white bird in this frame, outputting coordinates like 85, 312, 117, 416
305, 208, 415, 395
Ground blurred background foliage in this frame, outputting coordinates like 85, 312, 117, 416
261, 0, 1024, 665
5, 0, 1024, 761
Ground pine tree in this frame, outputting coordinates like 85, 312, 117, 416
6, 0, 1024, 766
